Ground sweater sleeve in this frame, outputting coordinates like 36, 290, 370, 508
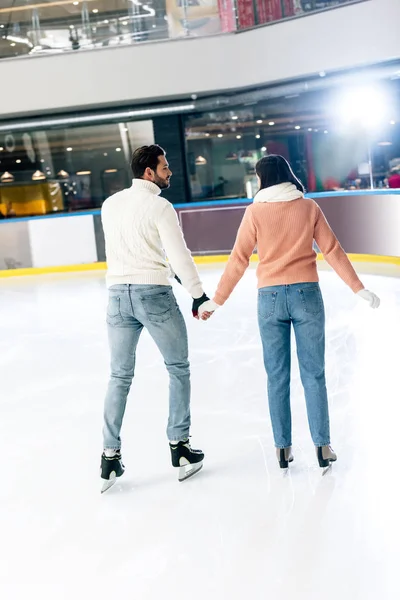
313, 204, 364, 293
157, 203, 204, 298
214, 207, 257, 306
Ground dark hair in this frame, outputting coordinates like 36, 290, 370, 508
131, 145, 165, 178
255, 155, 305, 193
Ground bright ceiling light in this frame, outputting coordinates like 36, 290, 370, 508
255, 134, 261, 139
236, 135, 242, 139
261, 146, 267, 152
268, 121, 275, 126
217, 134, 223, 138
390, 120, 396, 125
92, 9, 99, 14
116, 147, 122, 151
66, 147, 73, 151
257, 120, 263, 124
295, 126, 301, 130
16, 159, 21, 163
334, 87, 392, 130
232, 116, 238, 120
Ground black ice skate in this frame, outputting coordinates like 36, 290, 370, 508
169, 439, 204, 482
276, 447, 294, 469
316, 445, 337, 475
100, 451, 125, 493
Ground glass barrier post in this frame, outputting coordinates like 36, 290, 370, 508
128, 1, 141, 37
31, 8, 41, 49
367, 137, 374, 190
81, 1, 92, 42
181, 0, 190, 36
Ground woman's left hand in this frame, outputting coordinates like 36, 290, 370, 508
199, 300, 220, 320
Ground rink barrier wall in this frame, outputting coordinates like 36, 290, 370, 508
0, 190, 399, 275
0, 254, 399, 279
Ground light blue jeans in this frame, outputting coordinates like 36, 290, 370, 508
258, 282, 330, 448
103, 284, 190, 450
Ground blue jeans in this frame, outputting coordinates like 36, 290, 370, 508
258, 283, 330, 448
103, 284, 191, 450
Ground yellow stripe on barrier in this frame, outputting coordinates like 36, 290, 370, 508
194, 253, 400, 265
0, 262, 107, 277
0, 254, 399, 278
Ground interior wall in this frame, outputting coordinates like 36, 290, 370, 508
0, 1, 398, 118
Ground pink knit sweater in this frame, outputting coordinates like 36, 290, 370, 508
214, 198, 364, 306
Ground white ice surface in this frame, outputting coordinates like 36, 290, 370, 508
0, 266, 399, 600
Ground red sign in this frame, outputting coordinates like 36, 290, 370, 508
218, 0, 236, 32
237, 0, 256, 29
257, 0, 283, 23
282, 0, 295, 17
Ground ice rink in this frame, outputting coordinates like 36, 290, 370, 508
0, 265, 399, 600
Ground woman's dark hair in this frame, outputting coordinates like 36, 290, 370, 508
131, 145, 165, 178
255, 155, 305, 193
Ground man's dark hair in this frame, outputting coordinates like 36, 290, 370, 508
131, 145, 165, 178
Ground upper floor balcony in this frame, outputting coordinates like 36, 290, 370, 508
0, 1, 365, 60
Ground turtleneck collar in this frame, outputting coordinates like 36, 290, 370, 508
131, 179, 161, 196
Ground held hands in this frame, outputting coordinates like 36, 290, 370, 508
192, 293, 210, 319
198, 300, 220, 321
357, 289, 380, 309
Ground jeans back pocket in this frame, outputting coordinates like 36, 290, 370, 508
107, 295, 123, 326
298, 287, 323, 315
258, 291, 277, 320
141, 291, 171, 323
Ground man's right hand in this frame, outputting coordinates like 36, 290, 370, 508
192, 293, 209, 319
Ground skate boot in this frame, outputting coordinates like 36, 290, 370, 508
316, 445, 337, 472
169, 439, 204, 482
276, 446, 294, 469
100, 450, 125, 493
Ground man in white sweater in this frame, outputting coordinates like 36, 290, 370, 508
99, 145, 207, 492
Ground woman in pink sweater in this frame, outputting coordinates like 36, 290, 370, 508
200, 155, 380, 470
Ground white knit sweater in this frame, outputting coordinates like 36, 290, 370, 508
101, 179, 204, 298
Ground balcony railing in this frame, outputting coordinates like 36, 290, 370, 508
0, 1, 365, 60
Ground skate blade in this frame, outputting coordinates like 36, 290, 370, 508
178, 462, 203, 482
101, 473, 116, 494
322, 463, 333, 476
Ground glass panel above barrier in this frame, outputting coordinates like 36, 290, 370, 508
184, 79, 400, 200
0, 0, 364, 60
0, 119, 155, 218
